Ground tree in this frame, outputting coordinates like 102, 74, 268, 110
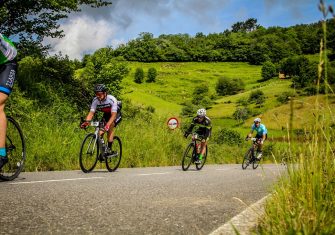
249, 90, 265, 106
134, 67, 144, 84
0, 0, 111, 55
261, 61, 277, 81
233, 107, 250, 124
216, 77, 244, 96
147, 67, 157, 83
231, 18, 260, 33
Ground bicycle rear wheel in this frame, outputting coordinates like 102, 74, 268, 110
0, 117, 26, 181
242, 148, 253, 170
79, 133, 98, 173
195, 145, 207, 170
105, 136, 122, 172
182, 143, 194, 171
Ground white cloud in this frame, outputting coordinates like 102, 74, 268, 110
45, 16, 116, 59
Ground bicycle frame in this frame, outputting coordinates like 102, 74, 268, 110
242, 137, 261, 170
87, 121, 106, 157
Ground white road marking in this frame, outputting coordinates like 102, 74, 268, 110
138, 172, 170, 176
9, 177, 105, 185
209, 195, 270, 235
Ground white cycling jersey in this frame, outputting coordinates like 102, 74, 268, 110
90, 95, 118, 113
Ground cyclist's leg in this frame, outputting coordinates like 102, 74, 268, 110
0, 93, 7, 152
0, 61, 17, 169
255, 134, 264, 159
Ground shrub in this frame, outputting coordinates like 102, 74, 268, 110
134, 67, 144, 84
214, 128, 243, 146
216, 77, 244, 96
146, 67, 157, 82
249, 89, 265, 104
233, 106, 251, 123
277, 91, 295, 104
261, 61, 277, 81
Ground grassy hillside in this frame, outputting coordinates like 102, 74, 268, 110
122, 62, 262, 116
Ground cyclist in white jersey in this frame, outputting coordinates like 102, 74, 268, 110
0, 33, 18, 170
80, 84, 122, 152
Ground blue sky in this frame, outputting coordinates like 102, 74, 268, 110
44, 0, 335, 59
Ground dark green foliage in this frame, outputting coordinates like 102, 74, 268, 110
261, 61, 277, 81
134, 67, 144, 84
181, 101, 198, 117
147, 67, 157, 82
216, 77, 244, 96
249, 89, 265, 105
231, 18, 260, 33
17, 55, 91, 111
277, 91, 296, 104
215, 128, 243, 145
280, 56, 318, 89
192, 84, 212, 108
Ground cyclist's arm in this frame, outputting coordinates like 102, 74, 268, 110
85, 111, 95, 122
186, 123, 195, 134
0, 34, 17, 63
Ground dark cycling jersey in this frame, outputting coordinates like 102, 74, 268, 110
186, 116, 212, 140
90, 94, 122, 127
0, 33, 17, 95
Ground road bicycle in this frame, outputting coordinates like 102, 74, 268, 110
182, 133, 207, 171
0, 116, 26, 181
79, 120, 122, 173
242, 137, 262, 170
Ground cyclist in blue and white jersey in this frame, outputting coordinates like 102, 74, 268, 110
0, 33, 18, 170
80, 84, 122, 152
247, 117, 267, 159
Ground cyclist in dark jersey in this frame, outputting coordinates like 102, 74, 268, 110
184, 108, 212, 163
0, 33, 17, 170
80, 84, 122, 152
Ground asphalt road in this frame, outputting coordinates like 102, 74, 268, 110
0, 164, 286, 235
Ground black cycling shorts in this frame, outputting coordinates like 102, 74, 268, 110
103, 111, 122, 127
195, 128, 211, 141
0, 61, 17, 95
255, 134, 267, 140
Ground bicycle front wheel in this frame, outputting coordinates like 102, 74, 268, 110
0, 117, 26, 181
195, 145, 207, 170
253, 157, 260, 169
182, 143, 194, 171
105, 136, 122, 172
79, 133, 98, 173
242, 148, 253, 170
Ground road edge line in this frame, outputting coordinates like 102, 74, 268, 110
209, 194, 270, 235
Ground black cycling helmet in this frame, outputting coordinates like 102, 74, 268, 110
94, 84, 107, 93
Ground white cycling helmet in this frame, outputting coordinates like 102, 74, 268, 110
254, 117, 261, 123
197, 108, 206, 117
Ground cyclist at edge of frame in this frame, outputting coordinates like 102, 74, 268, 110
80, 84, 122, 154
184, 108, 212, 164
0, 33, 18, 170
247, 117, 268, 160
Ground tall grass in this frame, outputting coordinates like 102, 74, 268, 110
256, 1, 335, 233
